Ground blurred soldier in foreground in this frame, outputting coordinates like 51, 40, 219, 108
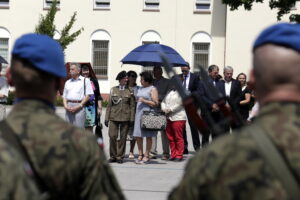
0, 138, 42, 199
5, 33, 124, 199
169, 23, 300, 200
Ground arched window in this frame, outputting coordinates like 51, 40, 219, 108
0, 27, 10, 72
191, 32, 211, 71
140, 30, 161, 72
91, 30, 111, 79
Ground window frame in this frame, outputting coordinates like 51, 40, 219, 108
92, 40, 109, 79
143, 0, 160, 11
0, 0, 9, 8
0, 38, 9, 74
194, 0, 211, 14
43, 0, 60, 10
94, 0, 111, 10
192, 42, 210, 71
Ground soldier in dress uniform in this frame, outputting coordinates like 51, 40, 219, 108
5, 33, 125, 199
168, 23, 300, 200
105, 71, 135, 164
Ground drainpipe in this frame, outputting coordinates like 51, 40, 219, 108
224, 4, 227, 68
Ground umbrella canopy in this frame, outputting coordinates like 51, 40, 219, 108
121, 43, 187, 67
0, 56, 8, 64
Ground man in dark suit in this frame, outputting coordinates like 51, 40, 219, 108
217, 66, 242, 132
201, 65, 223, 146
180, 63, 201, 152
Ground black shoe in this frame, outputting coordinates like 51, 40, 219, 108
174, 158, 183, 162
183, 149, 189, 154
168, 157, 176, 161
108, 158, 117, 163
117, 159, 123, 164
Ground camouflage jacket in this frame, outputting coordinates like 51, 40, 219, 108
169, 102, 300, 200
0, 137, 42, 199
5, 100, 125, 200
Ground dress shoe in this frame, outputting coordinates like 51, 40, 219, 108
168, 157, 176, 161
183, 149, 189, 154
117, 159, 123, 164
108, 158, 117, 163
174, 158, 183, 162
161, 155, 169, 160
149, 152, 157, 159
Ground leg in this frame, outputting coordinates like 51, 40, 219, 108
74, 106, 86, 128
182, 125, 188, 154
108, 121, 118, 160
143, 137, 152, 163
135, 137, 144, 158
160, 130, 170, 159
165, 120, 176, 159
187, 115, 201, 151
150, 135, 158, 158
0, 105, 6, 121
117, 122, 129, 161
173, 120, 185, 159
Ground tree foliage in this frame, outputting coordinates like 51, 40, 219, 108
222, 0, 300, 23
35, 0, 84, 51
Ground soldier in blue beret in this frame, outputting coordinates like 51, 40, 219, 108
169, 23, 300, 200
5, 33, 125, 199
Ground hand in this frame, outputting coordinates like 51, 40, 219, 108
97, 107, 102, 116
164, 109, 171, 114
138, 97, 145, 103
212, 103, 219, 112
104, 120, 109, 127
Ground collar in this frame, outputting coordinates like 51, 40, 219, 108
71, 75, 84, 81
14, 98, 56, 111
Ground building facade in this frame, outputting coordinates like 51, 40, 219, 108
0, 0, 296, 96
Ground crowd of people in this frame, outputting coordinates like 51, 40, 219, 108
0, 22, 299, 199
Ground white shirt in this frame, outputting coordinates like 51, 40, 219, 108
182, 72, 191, 91
63, 75, 93, 100
0, 77, 8, 103
225, 81, 232, 97
161, 90, 186, 121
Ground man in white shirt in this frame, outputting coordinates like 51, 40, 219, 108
63, 63, 93, 128
0, 63, 9, 120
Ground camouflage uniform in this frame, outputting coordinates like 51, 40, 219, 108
0, 138, 42, 199
169, 102, 300, 200
5, 100, 125, 200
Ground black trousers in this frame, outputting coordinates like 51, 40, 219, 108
183, 115, 201, 151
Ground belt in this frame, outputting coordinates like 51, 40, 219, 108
67, 100, 82, 103
0, 102, 6, 105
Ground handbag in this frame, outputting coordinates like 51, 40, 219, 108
141, 110, 166, 131
93, 114, 103, 138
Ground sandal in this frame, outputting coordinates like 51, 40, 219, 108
135, 154, 143, 164
128, 153, 135, 159
142, 155, 150, 164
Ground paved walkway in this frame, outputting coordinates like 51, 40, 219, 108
7, 106, 197, 200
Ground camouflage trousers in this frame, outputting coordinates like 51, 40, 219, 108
0, 104, 6, 121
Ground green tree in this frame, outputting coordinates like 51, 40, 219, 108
222, 0, 300, 23
35, 0, 84, 51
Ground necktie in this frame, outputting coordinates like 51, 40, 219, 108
183, 75, 187, 89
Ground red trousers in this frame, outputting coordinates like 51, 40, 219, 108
166, 119, 186, 159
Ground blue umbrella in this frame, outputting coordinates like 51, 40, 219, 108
0, 56, 7, 64
121, 43, 187, 66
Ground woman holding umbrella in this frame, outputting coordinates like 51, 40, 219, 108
133, 71, 159, 164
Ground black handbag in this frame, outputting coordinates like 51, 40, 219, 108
93, 115, 103, 138
141, 110, 166, 131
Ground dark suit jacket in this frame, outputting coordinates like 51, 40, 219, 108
217, 79, 242, 110
201, 78, 221, 110
178, 72, 201, 95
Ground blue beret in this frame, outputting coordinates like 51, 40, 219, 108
253, 23, 300, 53
12, 33, 66, 78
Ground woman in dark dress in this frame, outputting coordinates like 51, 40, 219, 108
237, 73, 252, 121
81, 65, 103, 132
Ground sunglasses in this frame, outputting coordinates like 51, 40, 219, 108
181, 70, 188, 73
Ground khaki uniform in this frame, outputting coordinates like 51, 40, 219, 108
0, 138, 42, 199
5, 100, 125, 200
169, 102, 300, 200
105, 86, 135, 160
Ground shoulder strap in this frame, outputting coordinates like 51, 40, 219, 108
84, 77, 86, 96
0, 121, 48, 193
250, 124, 300, 199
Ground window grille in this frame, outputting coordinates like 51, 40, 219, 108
193, 43, 209, 71
92, 40, 109, 78
0, 38, 9, 72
